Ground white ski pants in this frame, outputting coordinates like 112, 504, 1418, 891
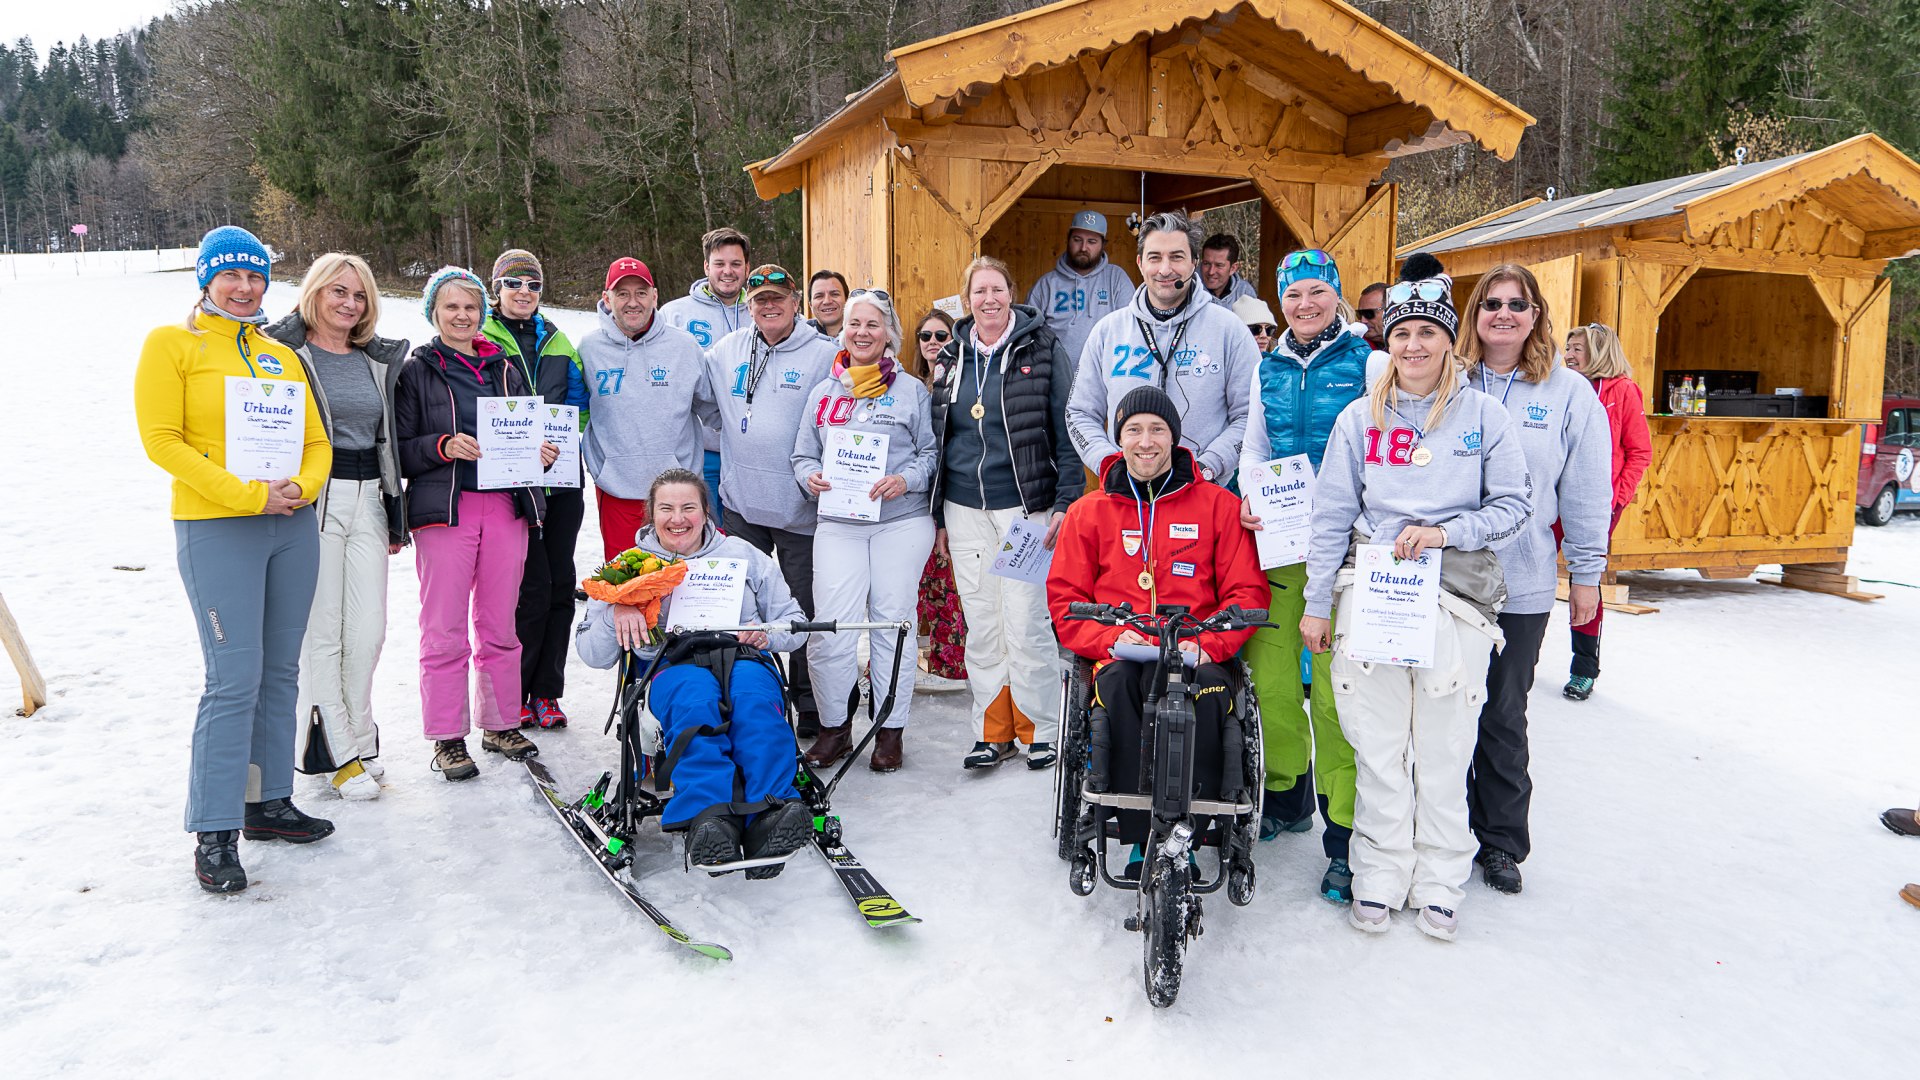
943, 502, 1061, 744
1331, 585, 1499, 912
294, 478, 390, 770
811, 515, 935, 730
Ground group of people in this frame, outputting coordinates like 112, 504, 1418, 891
137, 211, 1653, 934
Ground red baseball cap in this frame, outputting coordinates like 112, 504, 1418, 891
604, 257, 655, 291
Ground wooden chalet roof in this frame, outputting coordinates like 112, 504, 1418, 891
1412, 134, 1920, 262
747, 0, 1532, 197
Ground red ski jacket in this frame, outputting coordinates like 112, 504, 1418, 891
1047, 449, 1269, 663
1593, 375, 1652, 511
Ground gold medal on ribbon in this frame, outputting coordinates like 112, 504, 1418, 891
1138, 570, 1153, 590
1411, 446, 1433, 467
970, 402, 985, 420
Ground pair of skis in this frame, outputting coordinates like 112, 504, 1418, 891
523, 758, 917, 961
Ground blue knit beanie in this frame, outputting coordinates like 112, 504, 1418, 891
422, 265, 490, 323
196, 226, 272, 291
1277, 248, 1341, 297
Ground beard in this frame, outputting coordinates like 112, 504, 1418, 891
1066, 248, 1100, 272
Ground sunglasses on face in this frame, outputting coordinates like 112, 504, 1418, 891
747, 270, 793, 289
1248, 323, 1278, 336
1386, 280, 1449, 304
917, 329, 951, 343
1280, 249, 1334, 271
1479, 297, 1533, 313
1356, 308, 1379, 319
496, 277, 542, 293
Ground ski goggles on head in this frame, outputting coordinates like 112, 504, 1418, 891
746, 268, 795, 291
1281, 249, 1334, 272
494, 276, 542, 293
1277, 248, 1341, 294
1387, 279, 1450, 305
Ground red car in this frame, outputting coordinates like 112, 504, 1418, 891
1858, 395, 1920, 526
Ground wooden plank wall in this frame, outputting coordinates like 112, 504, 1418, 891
1653, 271, 1837, 399
802, 118, 892, 292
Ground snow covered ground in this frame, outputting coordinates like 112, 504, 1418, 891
1, 253, 1915, 1077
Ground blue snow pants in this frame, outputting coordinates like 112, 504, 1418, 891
651, 658, 799, 828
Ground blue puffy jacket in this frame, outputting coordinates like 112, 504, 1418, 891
1244, 329, 1370, 471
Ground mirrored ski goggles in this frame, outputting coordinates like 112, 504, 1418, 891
747, 270, 793, 289
1387, 280, 1450, 305
1280, 249, 1335, 271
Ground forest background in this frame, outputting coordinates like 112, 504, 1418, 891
3, 0, 1915, 391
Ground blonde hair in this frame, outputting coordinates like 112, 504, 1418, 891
296, 253, 382, 348
1370, 343, 1464, 435
1457, 264, 1556, 383
1568, 322, 1632, 381
961, 256, 1017, 312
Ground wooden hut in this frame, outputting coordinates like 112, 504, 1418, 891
1408, 135, 1920, 597
745, 0, 1532, 369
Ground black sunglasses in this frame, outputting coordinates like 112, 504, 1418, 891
850, 287, 892, 303
1356, 307, 1379, 319
917, 329, 951, 343
747, 270, 793, 289
1479, 297, 1533, 313
495, 277, 542, 293
1248, 323, 1278, 336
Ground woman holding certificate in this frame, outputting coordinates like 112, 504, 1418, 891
1235, 248, 1373, 903
394, 266, 556, 782
135, 226, 335, 894
1299, 255, 1531, 941
793, 289, 939, 772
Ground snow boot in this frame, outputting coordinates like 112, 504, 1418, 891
362, 757, 386, 781
1026, 742, 1057, 770
532, 698, 569, 730
330, 759, 379, 801
869, 727, 904, 772
432, 738, 479, 781
1881, 808, 1920, 837
962, 741, 1016, 770
1563, 676, 1595, 701
1348, 900, 1390, 933
1320, 858, 1353, 903
1122, 844, 1144, 882
1478, 847, 1523, 894
518, 701, 538, 729
243, 798, 336, 844
194, 831, 247, 894
482, 727, 539, 761
1415, 905, 1459, 942
743, 802, 812, 880
1902, 884, 1920, 911
1259, 781, 1314, 840
804, 724, 853, 767
686, 811, 745, 874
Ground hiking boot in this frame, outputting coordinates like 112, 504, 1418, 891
432, 738, 479, 781
1902, 883, 1920, 911
804, 724, 853, 768
1881, 808, 1920, 837
1320, 857, 1353, 903
1348, 900, 1390, 933
194, 831, 247, 894
1415, 904, 1459, 942
1259, 812, 1314, 841
532, 698, 569, 730
518, 702, 538, 729
482, 727, 539, 761
1563, 675, 1595, 701
869, 727, 904, 772
329, 759, 379, 801
1478, 847, 1523, 894
743, 802, 812, 880
1026, 742, 1057, 770
243, 798, 336, 844
962, 741, 1016, 770
686, 813, 745, 874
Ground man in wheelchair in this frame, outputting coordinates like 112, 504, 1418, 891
575, 469, 813, 874
1047, 388, 1269, 856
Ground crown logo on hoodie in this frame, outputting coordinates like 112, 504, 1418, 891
651, 365, 669, 382
1526, 401, 1549, 423
1462, 429, 1483, 451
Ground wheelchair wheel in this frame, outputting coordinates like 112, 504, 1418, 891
1054, 658, 1095, 862
1141, 853, 1193, 1009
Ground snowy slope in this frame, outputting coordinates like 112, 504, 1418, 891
0, 255, 1914, 1078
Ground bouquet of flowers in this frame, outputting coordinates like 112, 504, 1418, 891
582, 549, 689, 635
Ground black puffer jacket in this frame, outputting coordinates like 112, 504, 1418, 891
394, 338, 545, 533
929, 304, 1082, 523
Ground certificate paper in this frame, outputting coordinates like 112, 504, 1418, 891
1239, 455, 1315, 569
989, 515, 1053, 586
820, 428, 888, 522
1344, 545, 1441, 668
224, 376, 306, 483
476, 395, 543, 490
540, 404, 580, 489
666, 557, 748, 631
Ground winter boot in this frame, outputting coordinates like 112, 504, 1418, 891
962, 741, 1016, 770
194, 831, 247, 894
518, 701, 538, 729
1415, 905, 1459, 942
804, 724, 853, 768
482, 727, 539, 761
1348, 900, 1390, 933
685, 811, 745, 873
532, 698, 569, 730
432, 738, 479, 781
1881, 808, 1920, 837
1562, 675, 1595, 701
1320, 858, 1353, 903
330, 759, 380, 801
743, 802, 812, 880
1903, 883, 1920, 911
1026, 742, 1057, 770
243, 798, 336, 844
1259, 781, 1315, 840
869, 727, 904, 772
1478, 847, 1523, 894
361, 756, 386, 781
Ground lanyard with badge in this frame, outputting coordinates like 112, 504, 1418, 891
741, 334, 773, 433
1132, 317, 1190, 390
1477, 364, 1519, 404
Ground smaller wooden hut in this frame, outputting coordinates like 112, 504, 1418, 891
1406, 135, 1920, 594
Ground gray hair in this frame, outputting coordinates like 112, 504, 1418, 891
840, 288, 904, 356
1137, 211, 1202, 259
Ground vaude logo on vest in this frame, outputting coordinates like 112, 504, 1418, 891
1454, 428, 1484, 457
1524, 401, 1551, 429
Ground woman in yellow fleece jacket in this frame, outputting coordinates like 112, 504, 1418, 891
134, 226, 336, 895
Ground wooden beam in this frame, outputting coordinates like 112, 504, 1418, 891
1343, 103, 1433, 157
0, 594, 46, 718
1382, 123, 1474, 159
1014, 195, 1142, 217
1619, 238, 1884, 278
1248, 171, 1320, 247
1195, 38, 1346, 136
1002, 80, 1044, 143
975, 153, 1057, 233
1860, 224, 1920, 260
1193, 59, 1244, 155
1068, 54, 1122, 142
1148, 173, 1257, 205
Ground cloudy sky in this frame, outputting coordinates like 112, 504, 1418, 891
9, 0, 174, 56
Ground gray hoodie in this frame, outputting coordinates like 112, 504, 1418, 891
659, 278, 745, 453
576, 305, 717, 500
1305, 379, 1533, 618
574, 522, 808, 667
705, 320, 839, 533
1209, 275, 1258, 308
1470, 362, 1613, 614
1067, 280, 1259, 480
792, 371, 940, 525
1025, 253, 1135, 365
